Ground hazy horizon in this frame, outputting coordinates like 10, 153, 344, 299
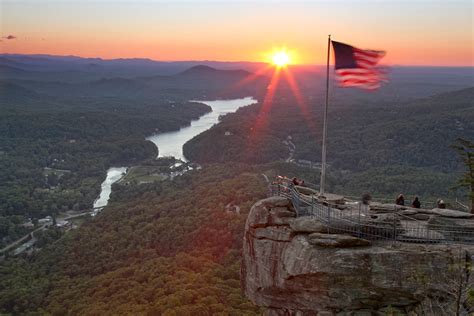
2, 52, 474, 69
1, 0, 472, 67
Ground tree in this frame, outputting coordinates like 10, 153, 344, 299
452, 138, 474, 213
415, 247, 474, 315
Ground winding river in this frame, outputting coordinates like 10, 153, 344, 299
147, 96, 257, 160
93, 167, 127, 211
94, 97, 257, 210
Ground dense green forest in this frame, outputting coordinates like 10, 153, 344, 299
1, 159, 470, 314
184, 87, 474, 201
0, 63, 265, 247
0, 164, 268, 314
184, 87, 474, 170
0, 82, 212, 247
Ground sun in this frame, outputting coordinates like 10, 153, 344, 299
272, 51, 290, 67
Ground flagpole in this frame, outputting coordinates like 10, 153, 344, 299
320, 34, 331, 196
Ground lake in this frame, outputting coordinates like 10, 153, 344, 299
146, 96, 257, 161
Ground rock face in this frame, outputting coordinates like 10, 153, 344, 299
242, 197, 474, 315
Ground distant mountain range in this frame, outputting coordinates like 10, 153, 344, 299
0, 53, 266, 79
1, 53, 473, 106
0, 63, 268, 101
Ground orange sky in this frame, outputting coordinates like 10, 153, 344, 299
1, 1, 473, 66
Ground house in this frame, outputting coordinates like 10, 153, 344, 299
38, 216, 52, 224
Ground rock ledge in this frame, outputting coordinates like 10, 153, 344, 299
242, 196, 474, 315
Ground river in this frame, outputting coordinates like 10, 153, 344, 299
146, 96, 257, 160
9, 97, 257, 254
93, 167, 127, 211
95, 97, 257, 210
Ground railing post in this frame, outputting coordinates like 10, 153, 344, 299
358, 202, 361, 238
311, 194, 314, 216
392, 206, 397, 246
327, 204, 331, 234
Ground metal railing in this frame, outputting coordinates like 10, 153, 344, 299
269, 182, 474, 245
283, 178, 442, 209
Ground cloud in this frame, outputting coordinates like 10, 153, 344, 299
3, 35, 17, 40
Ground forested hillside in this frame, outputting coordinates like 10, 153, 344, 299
0, 159, 469, 313
184, 87, 474, 199
0, 87, 212, 247
0, 63, 265, 247
0, 164, 267, 314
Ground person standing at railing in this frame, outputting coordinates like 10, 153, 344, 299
411, 196, 421, 208
437, 199, 446, 209
395, 194, 405, 206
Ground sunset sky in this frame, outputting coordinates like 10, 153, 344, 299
1, 0, 473, 66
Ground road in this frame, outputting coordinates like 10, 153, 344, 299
0, 224, 47, 254
0, 210, 92, 255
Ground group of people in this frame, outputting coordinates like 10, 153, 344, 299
395, 194, 446, 209
395, 194, 421, 208
395, 194, 414, 207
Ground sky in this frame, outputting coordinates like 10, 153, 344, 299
1, 0, 473, 66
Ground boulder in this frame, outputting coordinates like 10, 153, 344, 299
432, 208, 474, 219
269, 207, 296, 226
289, 217, 330, 234
270, 207, 296, 218
246, 197, 292, 228
246, 200, 271, 228
398, 209, 418, 216
399, 213, 431, 221
369, 202, 404, 213
261, 196, 293, 208
307, 233, 371, 248
318, 192, 346, 205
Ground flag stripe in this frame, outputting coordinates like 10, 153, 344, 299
353, 48, 385, 59
336, 69, 379, 75
337, 80, 381, 89
353, 53, 382, 62
332, 40, 386, 90
355, 57, 379, 66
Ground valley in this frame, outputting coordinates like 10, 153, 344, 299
0, 54, 473, 314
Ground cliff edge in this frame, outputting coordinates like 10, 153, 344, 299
242, 196, 474, 315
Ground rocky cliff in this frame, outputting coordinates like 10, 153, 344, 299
242, 196, 474, 315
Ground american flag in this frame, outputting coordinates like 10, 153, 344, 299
332, 40, 387, 90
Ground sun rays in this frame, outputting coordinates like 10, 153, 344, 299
217, 46, 317, 161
